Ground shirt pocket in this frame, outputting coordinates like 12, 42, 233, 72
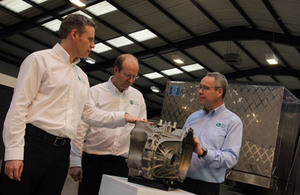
126, 105, 138, 117
210, 127, 227, 149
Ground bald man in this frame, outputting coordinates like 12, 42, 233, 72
69, 54, 147, 195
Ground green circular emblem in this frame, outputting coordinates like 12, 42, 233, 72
130, 100, 134, 105
216, 123, 221, 127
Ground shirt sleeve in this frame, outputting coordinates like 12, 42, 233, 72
80, 75, 126, 128
138, 97, 147, 120
70, 120, 89, 167
3, 54, 45, 161
205, 118, 243, 169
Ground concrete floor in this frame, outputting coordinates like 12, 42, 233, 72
61, 172, 79, 195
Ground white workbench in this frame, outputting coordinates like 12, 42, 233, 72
99, 174, 195, 195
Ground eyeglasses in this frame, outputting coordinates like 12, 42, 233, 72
122, 72, 139, 80
199, 85, 221, 91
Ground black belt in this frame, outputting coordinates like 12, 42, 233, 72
83, 152, 126, 162
26, 124, 70, 147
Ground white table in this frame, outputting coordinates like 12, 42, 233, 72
99, 174, 195, 195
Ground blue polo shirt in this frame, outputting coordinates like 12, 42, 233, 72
183, 104, 243, 183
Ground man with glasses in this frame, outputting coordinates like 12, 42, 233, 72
69, 54, 147, 195
0, 15, 144, 195
179, 72, 243, 195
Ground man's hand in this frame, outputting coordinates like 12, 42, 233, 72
4, 160, 23, 181
124, 113, 147, 123
193, 136, 204, 155
69, 167, 83, 182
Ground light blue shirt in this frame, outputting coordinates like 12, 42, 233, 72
183, 104, 243, 183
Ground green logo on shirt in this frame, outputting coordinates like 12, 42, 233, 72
78, 76, 85, 84
216, 123, 221, 127
130, 100, 134, 105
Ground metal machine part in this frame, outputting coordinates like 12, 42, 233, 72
127, 121, 194, 189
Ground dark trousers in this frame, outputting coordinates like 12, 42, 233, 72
0, 124, 70, 195
179, 177, 220, 195
78, 152, 129, 195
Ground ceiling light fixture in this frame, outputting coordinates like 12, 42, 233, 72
266, 54, 278, 65
150, 86, 160, 93
172, 55, 184, 65
143, 72, 164, 79
86, 1, 117, 16
224, 53, 242, 65
266, 21, 279, 65
85, 57, 96, 64
129, 29, 157, 42
106, 36, 133, 47
0, 0, 32, 13
93, 43, 112, 53
70, 0, 86, 7
161, 68, 183, 76
181, 63, 204, 72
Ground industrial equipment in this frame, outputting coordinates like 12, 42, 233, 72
127, 121, 194, 190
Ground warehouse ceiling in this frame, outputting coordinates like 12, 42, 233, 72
0, 0, 300, 119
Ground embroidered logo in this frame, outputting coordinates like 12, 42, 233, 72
130, 100, 139, 106
78, 76, 85, 84
216, 123, 221, 127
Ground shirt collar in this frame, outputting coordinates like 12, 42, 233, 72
204, 103, 226, 116
53, 43, 80, 66
107, 76, 129, 95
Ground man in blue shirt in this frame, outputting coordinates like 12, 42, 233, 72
179, 72, 243, 195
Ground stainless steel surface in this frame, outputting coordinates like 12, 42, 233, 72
160, 81, 300, 192
127, 121, 194, 186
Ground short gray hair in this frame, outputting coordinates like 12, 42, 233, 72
206, 72, 228, 99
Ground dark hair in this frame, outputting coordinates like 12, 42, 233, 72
114, 54, 138, 72
206, 72, 228, 99
59, 14, 96, 39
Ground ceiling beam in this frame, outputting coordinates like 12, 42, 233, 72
225, 66, 300, 79
81, 26, 300, 71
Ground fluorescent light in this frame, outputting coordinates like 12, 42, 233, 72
93, 43, 112, 53
70, 0, 86, 7
85, 57, 96, 64
181, 63, 204, 72
106, 36, 133, 47
266, 54, 278, 65
161, 68, 183, 76
42, 19, 62, 32
0, 0, 32, 13
143, 72, 164, 79
31, 0, 49, 3
150, 86, 160, 93
172, 55, 184, 64
129, 29, 157, 42
86, 1, 117, 16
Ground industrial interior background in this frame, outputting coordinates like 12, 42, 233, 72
0, 0, 300, 194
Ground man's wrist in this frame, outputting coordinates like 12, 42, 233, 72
197, 148, 207, 159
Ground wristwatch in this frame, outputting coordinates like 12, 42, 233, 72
198, 148, 207, 159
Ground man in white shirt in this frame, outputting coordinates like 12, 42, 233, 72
0, 14, 144, 195
69, 54, 147, 195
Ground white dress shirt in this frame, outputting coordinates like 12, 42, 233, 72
3, 44, 126, 161
70, 77, 147, 167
